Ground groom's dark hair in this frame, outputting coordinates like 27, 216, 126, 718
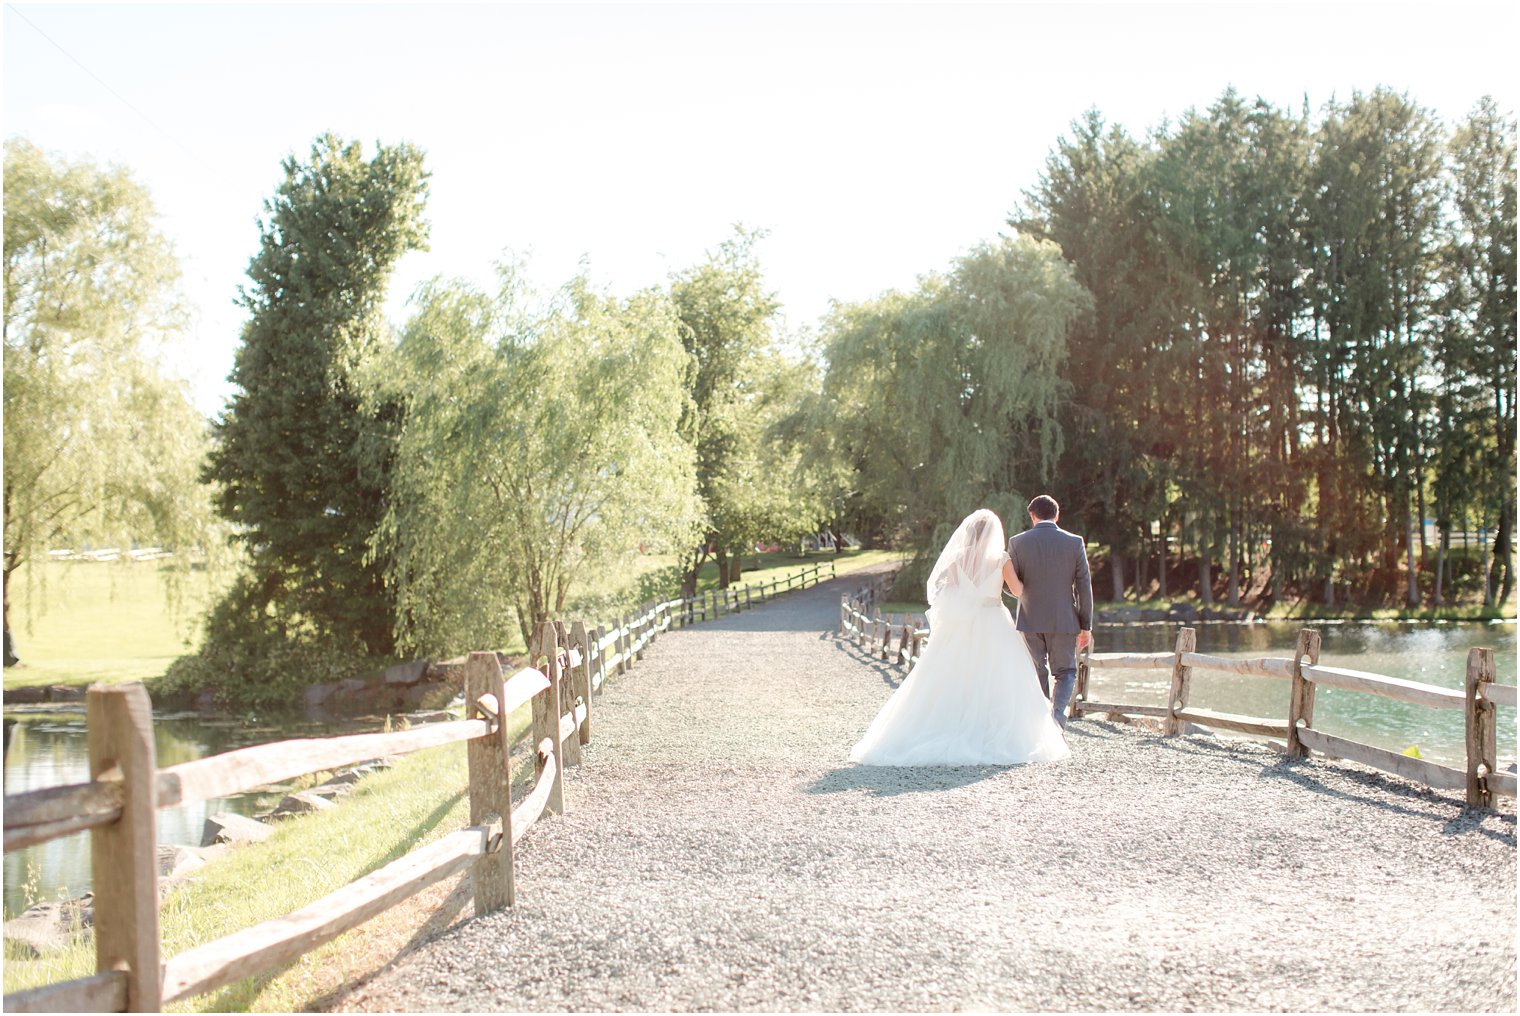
1028, 495, 1059, 521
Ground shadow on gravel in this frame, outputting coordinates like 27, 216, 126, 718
805, 763, 1015, 797
1154, 734, 1517, 843
825, 633, 905, 688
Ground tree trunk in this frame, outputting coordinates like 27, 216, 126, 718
2, 562, 17, 667
1434, 525, 1448, 607
1495, 507, 1514, 607
1157, 530, 1168, 601
1134, 546, 1146, 603
714, 548, 730, 589
1110, 552, 1125, 602
1405, 499, 1420, 607
1227, 523, 1241, 607
1481, 522, 1493, 607
726, 554, 743, 585
1199, 551, 1214, 607
1323, 573, 1335, 609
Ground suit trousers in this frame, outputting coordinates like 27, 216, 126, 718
1021, 631, 1078, 727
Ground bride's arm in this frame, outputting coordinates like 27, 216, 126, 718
1002, 557, 1023, 597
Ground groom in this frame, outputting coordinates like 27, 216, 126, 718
1006, 495, 1093, 729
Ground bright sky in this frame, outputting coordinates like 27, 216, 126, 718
4, 1, 1516, 416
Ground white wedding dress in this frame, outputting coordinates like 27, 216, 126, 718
850, 509, 1071, 767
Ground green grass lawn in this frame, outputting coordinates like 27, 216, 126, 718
5, 560, 227, 690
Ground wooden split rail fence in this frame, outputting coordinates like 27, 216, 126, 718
839, 588, 1515, 810
1, 559, 840, 1012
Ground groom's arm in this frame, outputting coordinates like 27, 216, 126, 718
1074, 539, 1094, 633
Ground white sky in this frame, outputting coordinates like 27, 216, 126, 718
4, 1, 1516, 415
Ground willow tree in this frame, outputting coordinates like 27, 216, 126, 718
2, 139, 218, 661
378, 267, 702, 654
818, 236, 1091, 595
670, 228, 808, 591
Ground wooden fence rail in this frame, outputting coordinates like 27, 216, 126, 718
2, 556, 843, 1012
837, 588, 1515, 810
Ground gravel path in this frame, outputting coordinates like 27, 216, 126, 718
335, 570, 1516, 1012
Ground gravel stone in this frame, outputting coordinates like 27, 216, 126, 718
334, 568, 1517, 1012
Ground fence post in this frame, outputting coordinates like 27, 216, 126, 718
615, 615, 629, 674
1072, 638, 1092, 720
530, 623, 566, 815
897, 619, 911, 666
1286, 628, 1322, 758
1163, 627, 1196, 736
745, 585, 753, 610
881, 613, 895, 661
465, 652, 513, 911
839, 594, 849, 635
570, 621, 593, 745
551, 622, 581, 768
87, 682, 161, 1012
1466, 647, 1497, 808
634, 604, 648, 661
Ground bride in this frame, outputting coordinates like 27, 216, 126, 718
850, 508, 1070, 767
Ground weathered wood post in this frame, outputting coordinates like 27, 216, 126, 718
615, 616, 628, 674
585, 625, 603, 693
1466, 647, 1498, 808
464, 652, 513, 910
529, 623, 566, 815
87, 682, 162, 1012
745, 585, 753, 610
634, 604, 648, 661
1286, 628, 1323, 758
839, 594, 849, 635
897, 620, 912, 666
881, 613, 896, 661
1072, 637, 1092, 720
1162, 627, 1196, 736
570, 621, 593, 745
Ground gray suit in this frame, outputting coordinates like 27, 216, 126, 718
1007, 520, 1093, 727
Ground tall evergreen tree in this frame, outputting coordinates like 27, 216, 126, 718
1441, 97, 1517, 606
203, 135, 428, 659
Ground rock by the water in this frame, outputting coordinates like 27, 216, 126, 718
384, 660, 429, 685
201, 811, 273, 846
267, 790, 336, 820
156, 844, 209, 880
401, 709, 455, 725
3, 897, 92, 957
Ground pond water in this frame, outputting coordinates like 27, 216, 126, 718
2, 709, 383, 919
1086, 619, 1518, 768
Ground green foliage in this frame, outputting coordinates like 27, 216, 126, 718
2, 139, 222, 648
814, 235, 1091, 596
199, 134, 429, 667
670, 228, 825, 589
1013, 89, 1516, 610
376, 263, 703, 655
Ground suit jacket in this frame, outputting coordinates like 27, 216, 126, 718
1007, 520, 1093, 634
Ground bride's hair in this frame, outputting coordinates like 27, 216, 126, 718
927, 509, 1006, 605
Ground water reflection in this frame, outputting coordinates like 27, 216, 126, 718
2, 709, 381, 918
1088, 620, 1518, 768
